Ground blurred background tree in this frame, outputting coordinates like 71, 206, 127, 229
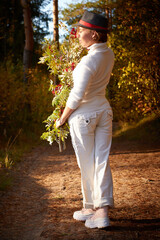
0, 0, 52, 135
109, 0, 160, 121
0, 0, 51, 64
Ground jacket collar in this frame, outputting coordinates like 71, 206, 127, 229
87, 42, 108, 53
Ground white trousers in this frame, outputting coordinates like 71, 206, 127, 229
69, 108, 114, 209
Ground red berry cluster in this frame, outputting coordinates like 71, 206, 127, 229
63, 62, 75, 72
70, 28, 77, 38
71, 62, 75, 71
49, 45, 53, 52
52, 84, 62, 95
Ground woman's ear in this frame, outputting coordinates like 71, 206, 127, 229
92, 31, 96, 39
92, 31, 99, 41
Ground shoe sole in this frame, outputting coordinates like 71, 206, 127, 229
73, 212, 94, 221
85, 218, 110, 228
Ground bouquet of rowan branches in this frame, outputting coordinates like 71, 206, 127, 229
39, 27, 86, 151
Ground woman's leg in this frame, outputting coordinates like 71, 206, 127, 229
93, 110, 114, 209
69, 113, 97, 209
85, 110, 113, 228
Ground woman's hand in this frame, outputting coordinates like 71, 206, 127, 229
56, 118, 64, 128
55, 106, 75, 128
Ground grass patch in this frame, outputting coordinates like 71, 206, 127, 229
0, 123, 45, 191
113, 114, 160, 144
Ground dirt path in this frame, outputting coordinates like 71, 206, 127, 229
0, 138, 160, 240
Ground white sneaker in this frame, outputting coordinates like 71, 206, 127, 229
85, 217, 110, 228
73, 209, 94, 221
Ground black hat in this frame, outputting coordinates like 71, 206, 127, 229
76, 10, 108, 32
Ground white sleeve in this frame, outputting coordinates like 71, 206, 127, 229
66, 63, 93, 109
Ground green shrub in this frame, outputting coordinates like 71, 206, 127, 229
0, 60, 53, 134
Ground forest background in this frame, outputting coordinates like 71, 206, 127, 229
0, 0, 160, 184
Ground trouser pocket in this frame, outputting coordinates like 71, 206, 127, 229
74, 112, 97, 134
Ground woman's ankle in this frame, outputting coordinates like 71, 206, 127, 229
94, 206, 109, 218
82, 208, 95, 214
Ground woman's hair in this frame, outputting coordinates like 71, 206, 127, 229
93, 31, 108, 43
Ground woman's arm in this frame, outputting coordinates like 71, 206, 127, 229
56, 57, 94, 128
56, 106, 74, 128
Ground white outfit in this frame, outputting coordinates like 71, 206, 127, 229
66, 42, 114, 209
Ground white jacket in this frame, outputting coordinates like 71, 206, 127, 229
66, 42, 114, 114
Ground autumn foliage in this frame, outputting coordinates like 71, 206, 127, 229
61, 0, 160, 121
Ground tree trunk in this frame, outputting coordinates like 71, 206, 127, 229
53, 0, 59, 85
21, 0, 33, 83
105, 6, 112, 100
53, 0, 59, 48
105, 7, 112, 32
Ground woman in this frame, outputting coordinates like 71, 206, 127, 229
56, 10, 114, 229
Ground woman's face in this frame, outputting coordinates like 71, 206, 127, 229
77, 27, 95, 48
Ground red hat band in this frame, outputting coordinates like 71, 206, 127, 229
79, 19, 108, 31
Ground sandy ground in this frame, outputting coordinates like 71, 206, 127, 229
0, 137, 160, 240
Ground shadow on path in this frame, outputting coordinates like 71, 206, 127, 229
0, 136, 159, 240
